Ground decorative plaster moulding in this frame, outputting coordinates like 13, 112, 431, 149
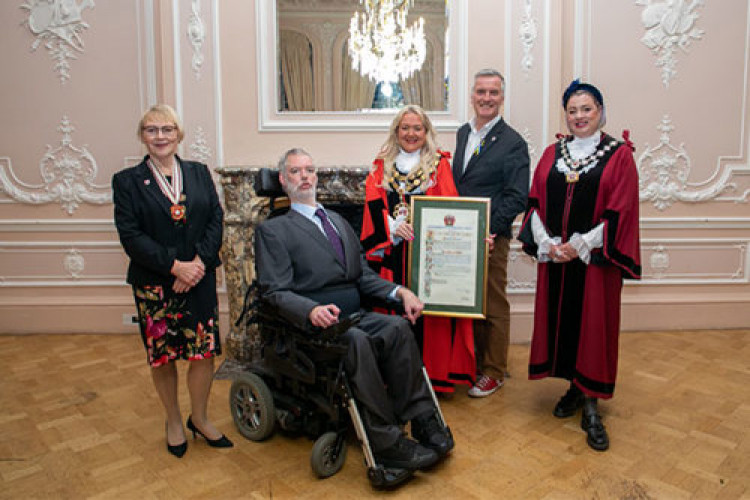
518, 0, 538, 77
0, 116, 111, 214
21, 0, 95, 83
0, 241, 124, 287
636, 0, 705, 88
256, 1, 468, 131
188, 0, 206, 80
640, 239, 748, 284
638, 115, 736, 210
189, 126, 213, 164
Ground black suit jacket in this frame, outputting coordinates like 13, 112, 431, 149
254, 207, 397, 329
453, 118, 530, 238
112, 156, 223, 287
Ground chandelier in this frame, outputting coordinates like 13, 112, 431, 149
348, 0, 427, 84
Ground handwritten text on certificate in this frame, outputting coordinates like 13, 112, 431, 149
417, 207, 478, 307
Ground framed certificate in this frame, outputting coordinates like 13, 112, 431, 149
408, 196, 490, 318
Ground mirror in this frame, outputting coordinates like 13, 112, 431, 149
277, 0, 448, 112
256, 1, 467, 131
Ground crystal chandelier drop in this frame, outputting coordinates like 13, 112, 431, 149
348, 0, 427, 84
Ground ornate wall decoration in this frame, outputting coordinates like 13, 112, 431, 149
636, 0, 705, 88
641, 241, 747, 282
518, 0, 538, 77
507, 247, 537, 291
521, 127, 538, 173
64, 248, 85, 278
187, 0, 206, 79
189, 126, 212, 164
0, 116, 111, 214
649, 244, 670, 278
21, 0, 95, 83
638, 115, 735, 210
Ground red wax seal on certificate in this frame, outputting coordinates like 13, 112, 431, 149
170, 204, 186, 222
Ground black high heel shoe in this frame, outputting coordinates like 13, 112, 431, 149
165, 423, 187, 458
186, 416, 234, 448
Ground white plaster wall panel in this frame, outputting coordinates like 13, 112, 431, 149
506, 0, 562, 170
583, 1, 749, 215
507, 244, 539, 292
0, 1, 157, 335
175, 0, 219, 170
0, 242, 126, 286
0, 2, 155, 215
640, 239, 748, 283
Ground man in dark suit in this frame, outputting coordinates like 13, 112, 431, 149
254, 148, 454, 471
453, 69, 530, 398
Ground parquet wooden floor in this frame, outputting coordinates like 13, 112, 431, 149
1, 329, 748, 499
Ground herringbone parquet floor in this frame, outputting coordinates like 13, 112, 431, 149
1, 329, 748, 499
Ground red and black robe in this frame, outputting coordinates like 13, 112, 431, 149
361, 151, 475, 393
518, 132, 641, 399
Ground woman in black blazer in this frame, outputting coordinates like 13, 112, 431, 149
112, 104, 231, 457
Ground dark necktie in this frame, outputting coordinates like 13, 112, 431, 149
315, 208, 345, 264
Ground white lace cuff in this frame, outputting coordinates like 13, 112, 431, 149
388, 215, 404, 245
568, 233, 590, 264
583, 222, 604, 250
569, 223, 604, 265
531, 212, 559, 262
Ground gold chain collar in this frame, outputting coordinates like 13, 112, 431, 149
386, 153, 441, 194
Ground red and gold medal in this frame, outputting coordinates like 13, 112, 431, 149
170, 204, 186, 222
148, 159, 186, 223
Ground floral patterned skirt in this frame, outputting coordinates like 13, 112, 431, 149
132, 277, 221, 368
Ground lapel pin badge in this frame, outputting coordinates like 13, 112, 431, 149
144, 179, 151, 185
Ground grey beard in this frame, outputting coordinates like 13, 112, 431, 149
287, 185, 316, 204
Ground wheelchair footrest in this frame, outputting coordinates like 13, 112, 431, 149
367, 465, 413, 489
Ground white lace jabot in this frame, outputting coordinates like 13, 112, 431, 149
567, 134, 601, 160
555, 133, 602, 175
395, 148, 421, 173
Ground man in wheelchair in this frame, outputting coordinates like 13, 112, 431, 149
254, 148, 454, 474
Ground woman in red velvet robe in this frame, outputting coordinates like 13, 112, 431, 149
361, 105, 475, 394
518, 81, 641, 451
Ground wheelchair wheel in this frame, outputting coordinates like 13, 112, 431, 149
229, 372, 275, 441
310, 431, 347, 478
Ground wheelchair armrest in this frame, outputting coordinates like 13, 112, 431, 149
311, 312, 362, 341
361, 295, 406, 315
258, 301, 359, 343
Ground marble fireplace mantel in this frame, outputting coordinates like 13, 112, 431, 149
216, 165, 369, 362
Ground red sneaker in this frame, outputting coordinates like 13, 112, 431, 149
468, 375, 503, 397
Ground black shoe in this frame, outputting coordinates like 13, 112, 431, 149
580, 398, 609, 451
375, 435, 439, 470
411, 411, 454, 458
186, 416, 234, 448
167, 440, 187, 458
553, 384, 584, 418
166, 422, 187, 458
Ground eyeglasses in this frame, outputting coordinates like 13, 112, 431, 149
143, 125, 178, 136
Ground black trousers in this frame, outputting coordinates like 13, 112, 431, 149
342, 312, 434, 451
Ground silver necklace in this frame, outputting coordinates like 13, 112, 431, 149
559, 136, 619, 183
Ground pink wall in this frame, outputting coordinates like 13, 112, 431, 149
1, 0, 749, 337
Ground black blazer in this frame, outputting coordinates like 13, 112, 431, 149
453, 118, 530, 238
112, 156, 223, 287
254, 208, 396, 329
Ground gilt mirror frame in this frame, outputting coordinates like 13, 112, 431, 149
256, 1, 468, 132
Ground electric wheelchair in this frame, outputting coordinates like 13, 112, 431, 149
227, 168, 451, 488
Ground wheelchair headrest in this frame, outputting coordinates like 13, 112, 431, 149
254, 168, 285, 198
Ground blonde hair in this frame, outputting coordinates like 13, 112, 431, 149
376, 105, 439, 189
137, 104, 185, 142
